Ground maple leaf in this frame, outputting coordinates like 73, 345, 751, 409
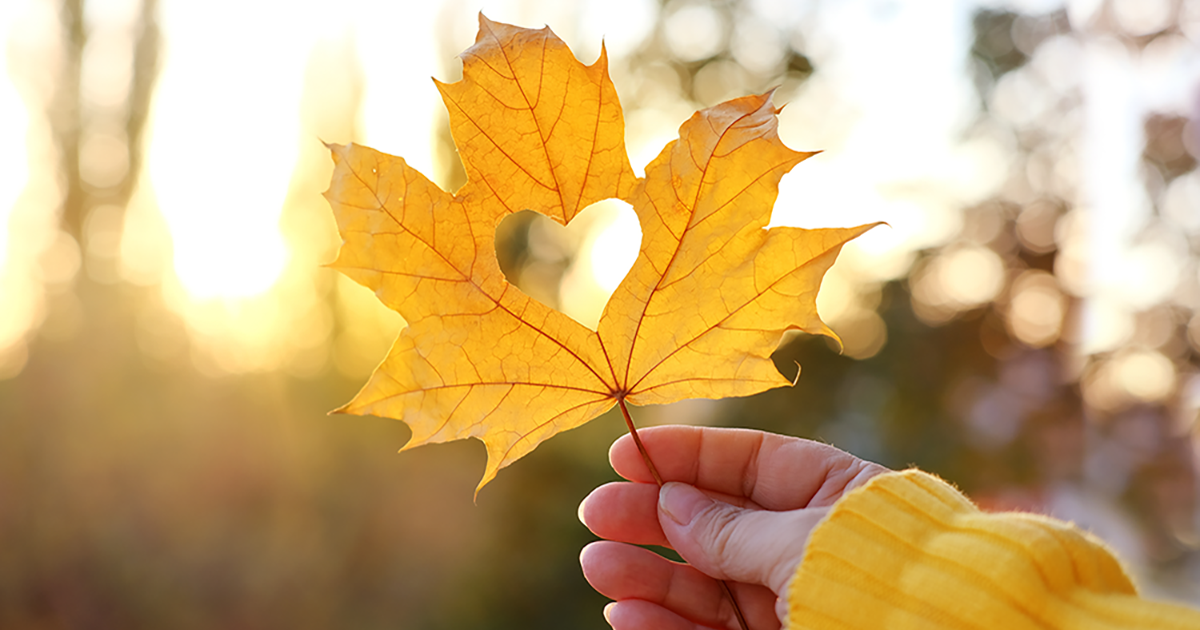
325, 15, 878, 493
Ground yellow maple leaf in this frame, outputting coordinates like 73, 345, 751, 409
325, 15, 878, 493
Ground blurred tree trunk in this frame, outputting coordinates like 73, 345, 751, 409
50, 0, 84, 240
51, 0, 159, 245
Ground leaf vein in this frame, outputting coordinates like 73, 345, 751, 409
628, 236, 849, 394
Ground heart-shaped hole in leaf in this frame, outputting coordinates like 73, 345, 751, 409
495, 199, 640, 330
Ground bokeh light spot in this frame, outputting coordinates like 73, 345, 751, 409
38, 232, 81, 286
941, 245, 1005, 306
1007, 270, 1065, 348
664, 2, 724, 62
1113, 349, 1176, 402
1112, 0, 1174, 37
78, 130, 129, 189
731, 17, 784, 75
837, 309, 887, 360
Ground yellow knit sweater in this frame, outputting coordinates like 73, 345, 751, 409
786, 470, 1200, 629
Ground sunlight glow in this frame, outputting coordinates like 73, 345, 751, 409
0, 15, 28, 277
171, 229, 288, 300
138, 0, 455, 374
588, 204, 641, 292
0, 0, 53, 378
770, 0, 974, 288
149, 0, 315, 301
557, 200, 641, 330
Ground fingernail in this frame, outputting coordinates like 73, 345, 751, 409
603, 602, 616, 624
577, 495, 589, 526
659, 482, 711, 526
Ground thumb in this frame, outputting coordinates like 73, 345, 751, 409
657, 482, 828, 595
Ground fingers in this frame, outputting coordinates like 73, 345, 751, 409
601, 600, 704, 630
603, 599, 784, 630
580, 482, 669, 547
581, 541, 781, 630
610, 425, 887, 509
658, 482, 830, 595
580, 481, 766, 547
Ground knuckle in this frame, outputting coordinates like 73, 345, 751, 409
698, 504, 744, 569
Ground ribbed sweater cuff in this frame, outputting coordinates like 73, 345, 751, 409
785, 469, 1200, 630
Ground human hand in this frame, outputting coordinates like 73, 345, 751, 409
578, 425, 887, 629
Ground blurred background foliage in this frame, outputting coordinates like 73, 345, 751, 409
2, 0, 1199, 627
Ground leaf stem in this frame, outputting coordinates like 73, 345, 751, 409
617, 397, 662, 486
719, 580, 751, 630
615, 397, 750, 630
